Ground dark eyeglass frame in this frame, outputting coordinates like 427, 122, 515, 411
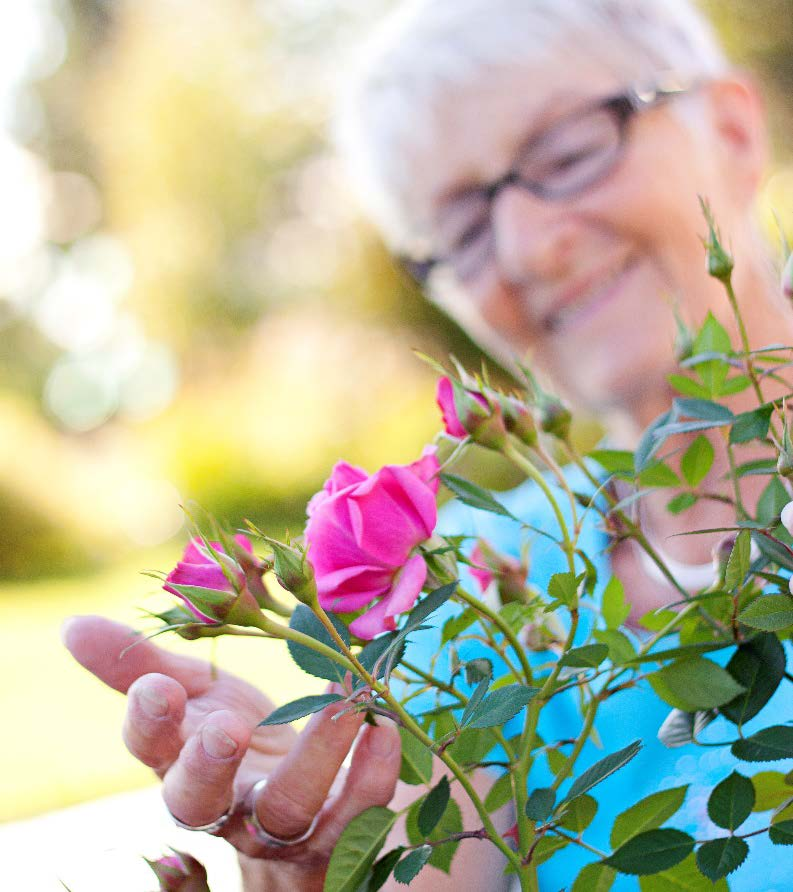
399, 77, 695, 285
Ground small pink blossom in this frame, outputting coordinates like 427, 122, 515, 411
305, 447, 440, 639
469, 539, 528, 605
436, 376, 507, 449
436, 376, 488, 439
164, 535, 254, 623
147, 849, 209, 891
469, 542, 495, 593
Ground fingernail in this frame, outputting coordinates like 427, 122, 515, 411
60, 617, 77, 647
368, 725, 397, 757
139, 687, 169, 719
202, 724, 238, 759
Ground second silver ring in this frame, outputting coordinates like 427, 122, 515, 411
247, 777, 320, 847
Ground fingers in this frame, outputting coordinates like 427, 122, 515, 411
162, 709, 252, 827
62, 615, 213, 696
325, 721, 401, 834
253, 699, 364, 839
123, 673, 187, 775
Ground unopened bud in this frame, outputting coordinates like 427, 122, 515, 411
701, 199, 734, 284
266, 538, 318, 605
469, 539, 529, 605
146, 850, 209, 892
436, 376, 507, 450
538, 397, 571, 441
500, 395, 538, 448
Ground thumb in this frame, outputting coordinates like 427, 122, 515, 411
62, 615, 213, 696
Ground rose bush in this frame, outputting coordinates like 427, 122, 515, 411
304, 447, 440, 639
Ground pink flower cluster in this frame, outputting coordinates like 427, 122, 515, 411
305, 447, 440, 639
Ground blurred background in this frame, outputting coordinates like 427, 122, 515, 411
0, 0, 792, 887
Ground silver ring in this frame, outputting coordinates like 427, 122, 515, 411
168, 804, 232, 835
246, 777, 319, 847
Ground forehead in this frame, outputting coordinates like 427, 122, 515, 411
404, 55, 630, 229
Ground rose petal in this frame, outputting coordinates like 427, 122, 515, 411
165, 561, 233, 593
383, 553, 427, 618
349, 599, 396, 640
437, 377, 467, 438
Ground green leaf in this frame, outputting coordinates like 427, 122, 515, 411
707, 771, 755, 830
462, 683, 538, 729
441, 608, 477, 645
691, 313, 731, 397
724, 529, 751, 591
418, 776, 450, 837
738, 595, 793, 632
639, 854, 728, 891
639, 462, 681, 488
439, 473, 516, 519
393, 846, 432, 885
563, 740, 642, 804
594, 629, 637, 663
461, 676, 490, 726
406, 796, 462, 873
259, 693, 343, 726
674, 398, 734, 423
720, 374, 752, 395
287, 605, 349, 684
610, 786, 689, 849
571, 862, 616, 892
406, 582, 459, 632
365, 848, 405, 892
533, 835, 570, 865
560, 644, 609, 668
587, 449, 635, 474
559, 794, 598, 833
484, 772, 514, 813
667, 493, 697, 515
635, 411, 673, 473
757, 476, 790, 525
605, 828, 695, 875
398, 727, 433, 786
446, 727, 499, 764
647, 657, 745, 712
602, 576, 631, 629
667, 374, 711, 399
769, 819, 793, 845
681, 435, 715, 488
722, 633, 786, 725
525, 787, 556, 822
499, 602, 534, 635
730, 405, 773, 444
548, 571, 583, 607
323, 807, 397, 892
734, 458, 778, 478
751, 771, 793, 812
731, 725, 793, 762
696, 836, 748, 881
754, 532, 793, 573
358, 632, 405, 680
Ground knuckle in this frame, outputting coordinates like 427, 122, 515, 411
258, 779, 318, 832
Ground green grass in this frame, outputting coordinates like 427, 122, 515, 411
0, 554, 322, 823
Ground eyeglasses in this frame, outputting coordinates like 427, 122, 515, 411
401, 77, 694, 286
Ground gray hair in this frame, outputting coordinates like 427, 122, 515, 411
335, 0, 729, 251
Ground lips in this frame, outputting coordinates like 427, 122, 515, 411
540, 257, 638, 333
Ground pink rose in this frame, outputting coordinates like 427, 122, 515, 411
305, 447, 440, 639
436, 376, 487, 439
164, 534, 257, 624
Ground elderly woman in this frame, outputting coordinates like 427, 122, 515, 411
64, 0, 793, 889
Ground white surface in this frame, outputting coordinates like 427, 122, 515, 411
0, 787, 242, 891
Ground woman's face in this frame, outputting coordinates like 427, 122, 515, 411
412, 56, 761, 413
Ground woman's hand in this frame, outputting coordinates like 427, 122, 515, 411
63, 615, 402, 892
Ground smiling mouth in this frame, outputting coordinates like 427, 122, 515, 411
541, 258, 638, 334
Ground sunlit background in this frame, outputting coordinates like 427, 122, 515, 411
1, 0, 792, 888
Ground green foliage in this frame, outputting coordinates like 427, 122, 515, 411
769, 820, 793, 845
398, 727, 433, 786
725, 529, 752, 590
601, 576, 631, 629
393, 846, 432, 884
525, 787, 556, 821
647, 657, 745, 712
731, 726, 793, 762
559, 794, 598, 833
680, 435, 714, 487
417, 776, 450, 837
605, 829, 695, 875
462, 683, 538, 729
610, 786, 689, 849
707, 771, 755, 830
324, 807, 397, 892
559, 644, 609, 668
258, 693, 343, 726
750, 771, 793, 811
571, 862, 616, 892
406, 795, 462, 873
286, 605, 349, 684
722, 633, 786, 724
695, 837, 749, 880
439, 473, 516, 518
563, 741, 641, 805
738, 594, 793, 631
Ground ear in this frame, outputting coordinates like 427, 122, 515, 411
702, 75, 768, 206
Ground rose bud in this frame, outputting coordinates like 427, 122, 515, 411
305, 447, 440, 639
701, 199, 734, 284
500, 394, 538, 448
163, 535, 265, 629
470, 540, 529, 606
538, 396, 571, 442
146, 850, 210, 892
436, 376, 507, 450
782, 501, 793, 537
264, 537, 318, 606
782, 252, 793, 301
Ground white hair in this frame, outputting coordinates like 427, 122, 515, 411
335, 0, 729, 251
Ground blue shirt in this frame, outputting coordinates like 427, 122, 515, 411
403, 468, 793, 890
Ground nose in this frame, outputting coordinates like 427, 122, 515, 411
490, 184, 579, 284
